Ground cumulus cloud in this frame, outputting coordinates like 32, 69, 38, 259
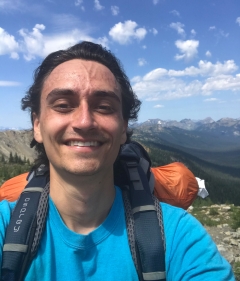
154, 104, 164, 108
138, 58, 147, 66
205, 50, 211, 57
0, 27, 19, 58
109, 20, 147, 45
174, 40, 199, 62
236, 17, 240, 26
170, 10, 180, 17
168, 60, 238, 77
111, 5, 119, 15
94, 0, 104, 11
0, 80, 21, 86
0, 24, 108, 61
202, 74, 240, 93
131, 60, 240, 101
150, 28, 158, 35
75, 0, 84, 10
170, 22, 185, 37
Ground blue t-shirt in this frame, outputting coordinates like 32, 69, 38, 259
0, 186, 235, 280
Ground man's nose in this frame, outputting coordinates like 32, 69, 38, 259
71, 103, 96, 131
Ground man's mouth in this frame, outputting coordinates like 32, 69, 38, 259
67, 141, 101, 147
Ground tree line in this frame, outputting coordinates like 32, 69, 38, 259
0, 153, 32, 185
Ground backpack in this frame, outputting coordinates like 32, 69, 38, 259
0, 141, 198, 281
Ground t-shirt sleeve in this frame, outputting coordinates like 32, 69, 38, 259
0, 200, 14, 274
161, 203, 235, 281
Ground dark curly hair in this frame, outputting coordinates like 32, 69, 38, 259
21, 41, 141, 166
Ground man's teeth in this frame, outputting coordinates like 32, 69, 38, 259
68, 141, 99, 147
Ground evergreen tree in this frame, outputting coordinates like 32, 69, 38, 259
9, 152, 13, 163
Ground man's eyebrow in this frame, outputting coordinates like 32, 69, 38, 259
93, 91, 121, 103
46, 89, 77, 101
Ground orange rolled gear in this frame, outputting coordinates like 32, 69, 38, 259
0, 172, 28, 202
151, 162, 198, 210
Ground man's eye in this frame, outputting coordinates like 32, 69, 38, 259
96, 104, 114, 113
52, 102, 73, 112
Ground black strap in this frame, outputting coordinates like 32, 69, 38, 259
126, 161, 166, 281
1, 166, 49, 281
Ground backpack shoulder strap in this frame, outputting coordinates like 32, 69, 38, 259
1, 165, 50, 281
115, 142, 166, 281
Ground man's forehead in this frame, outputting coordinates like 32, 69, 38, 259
41, 59, 121, 102
47, 59, 117, 83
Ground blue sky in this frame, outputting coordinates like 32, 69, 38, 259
0, 0, 240, 129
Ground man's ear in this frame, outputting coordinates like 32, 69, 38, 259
120, 120, 128, 145
32, 113, 43, 143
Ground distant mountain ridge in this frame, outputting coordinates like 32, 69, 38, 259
132, 117, 240, 137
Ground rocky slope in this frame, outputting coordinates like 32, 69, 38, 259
0, 130, 35, 162
188, 204, 240, 279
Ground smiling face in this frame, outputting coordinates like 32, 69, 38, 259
33, 59, 127, 179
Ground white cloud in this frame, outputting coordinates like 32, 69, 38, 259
204, 98, 218, 102
142, 45, 147, 49
153, 0, 159, 4
0, 24, 108, 61
94, 0, 104, 11
131, 60, 240, 101
168, 60, 238, 77
154, 104, 164, 108
209, 26, 216, 30
10, 52, 19, 59
236, 17, 240, 26
170, 22, 185, 37
75, 0, 84, 10
0, 80, 21, 86
174, 40, 199, 62
170, 10, 180, 17
205, 50, 211, 57
111, 5, 119, 16
109, 20, 147, 45
138, 58, 147, 66
202, 74, 240, 93
191, 29, 196, 37
0, 27, 19, 58
150, 28, 158, 35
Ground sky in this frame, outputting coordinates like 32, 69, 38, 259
0, 0, 240, 129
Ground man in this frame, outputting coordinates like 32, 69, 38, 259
0, 41, 235, 280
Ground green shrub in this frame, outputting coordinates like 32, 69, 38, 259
209, 208, 219, 216
233, 261, 240, 280
231, 208, 240, 231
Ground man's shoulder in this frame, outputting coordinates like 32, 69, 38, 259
160, 202, 204, 236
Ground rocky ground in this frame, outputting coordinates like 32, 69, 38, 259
188, 204, 240, 280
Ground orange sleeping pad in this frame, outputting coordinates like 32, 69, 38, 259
0, 172, 28, 202
152, 162, 198, 209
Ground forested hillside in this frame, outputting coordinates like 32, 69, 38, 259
133, 136, 240, 206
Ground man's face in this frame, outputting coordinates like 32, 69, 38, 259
33, 59, 127, 178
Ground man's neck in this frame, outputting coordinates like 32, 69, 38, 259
49, 166, 116, 235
